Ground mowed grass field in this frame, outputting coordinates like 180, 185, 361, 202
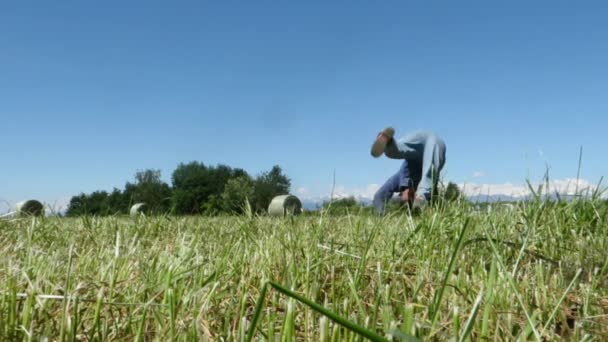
1, 200, 607, 341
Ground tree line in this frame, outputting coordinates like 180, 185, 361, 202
66, 163, 290, 216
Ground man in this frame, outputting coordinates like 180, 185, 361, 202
371, 127, 446, 214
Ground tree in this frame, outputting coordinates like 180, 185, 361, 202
171, 162, 251, 214
124, 169, 172, 213
171, 162, 209, 214
253, 165, 291, 213
66, 193, 88, 216
66, 191, 112, 216
222, 175, 255, 214
444, 182, 463, 202
106, 188, 129, 214
201, 194, 223, 216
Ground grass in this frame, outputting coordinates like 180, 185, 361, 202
1, 198, 607, 340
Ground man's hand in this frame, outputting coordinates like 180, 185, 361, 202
401, 188, 415, 202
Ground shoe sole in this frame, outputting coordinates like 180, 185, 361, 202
371, 127, 395, 158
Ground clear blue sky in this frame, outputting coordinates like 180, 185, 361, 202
1, 1, 607, 209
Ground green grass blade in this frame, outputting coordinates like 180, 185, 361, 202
246, 282, 269, 342
135, 305, 148, 342
541, 268, 582, 335
458, 287, 484, 342
268, 281, 415, 342
430, 218, 470, 328
481, 257, 497, 338
483, 227, 542, 341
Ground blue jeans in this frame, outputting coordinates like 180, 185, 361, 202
373, 134, 446, 214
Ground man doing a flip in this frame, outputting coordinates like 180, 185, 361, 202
371, 127, 446, 214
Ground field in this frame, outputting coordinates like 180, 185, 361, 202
1, 199, 607, 341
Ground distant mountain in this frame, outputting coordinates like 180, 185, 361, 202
467, 193, 583, 203
302, 200, 322, 211
467, 194, 519, 203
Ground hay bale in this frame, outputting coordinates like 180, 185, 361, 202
15, 200, 44, 217
268, 194, 302, 217
130, 203, 147, 216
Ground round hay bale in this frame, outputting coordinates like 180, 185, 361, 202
16, 200, 44, 217
130, 203, 147, 216
268, 194, 302, 217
